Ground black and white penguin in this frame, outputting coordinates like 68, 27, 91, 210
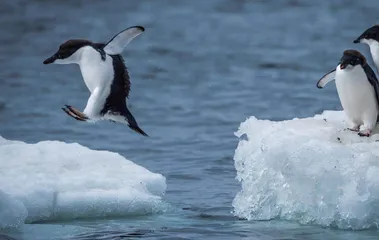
43, 26, 148, 137
317, 50, 379, 137
353, 25, 379, 72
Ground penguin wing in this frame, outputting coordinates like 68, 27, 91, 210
317, 69, 336, 88
103, 26, 145, 55
363, 64, 379, 105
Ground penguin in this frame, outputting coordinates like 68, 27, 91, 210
43, 26, 148, 137
317, 49, 379, 137
353, 25, 379, 72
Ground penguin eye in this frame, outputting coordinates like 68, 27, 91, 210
57, 49, 70, 59
59, 49, 75, 58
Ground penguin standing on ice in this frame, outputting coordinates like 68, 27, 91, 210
353, 25, 379, 72
43, 26, 148, 136
317, 50, 379, 137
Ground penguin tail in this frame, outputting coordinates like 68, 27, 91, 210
125, 109, 149, 137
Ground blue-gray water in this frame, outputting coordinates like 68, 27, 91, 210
1, 0, 379, 239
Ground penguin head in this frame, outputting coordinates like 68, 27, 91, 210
353, 25, 379, 45
43, 39, 93, 65
339, 49, 366, 70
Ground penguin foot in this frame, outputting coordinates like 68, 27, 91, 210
358, 129, 372, 137
62, 105, 89, 121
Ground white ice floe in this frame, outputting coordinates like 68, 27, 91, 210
0, 136, 166, 229
0, 190, 27, 229
233, 110, 379, 230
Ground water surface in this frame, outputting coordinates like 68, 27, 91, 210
1, 0, 379, 239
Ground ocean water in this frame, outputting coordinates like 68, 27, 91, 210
0, 0, 379, 239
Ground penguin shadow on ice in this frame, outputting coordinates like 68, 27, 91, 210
43, 26, 148, 137
317, 47, 379, 139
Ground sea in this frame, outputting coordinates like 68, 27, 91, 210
0, 0, 378, 239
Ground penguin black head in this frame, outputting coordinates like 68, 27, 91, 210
339, 49, 367, 70
353, 25, 379, 44
43, 39, 93, 64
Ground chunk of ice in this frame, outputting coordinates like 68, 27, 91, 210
233, 111, 379, 230
0, 136, 166, 228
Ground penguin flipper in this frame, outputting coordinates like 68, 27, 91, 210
103, 26, 145, 55
360, 64, 379, 123
363, 64, 379, 106
317, 69, 336, 88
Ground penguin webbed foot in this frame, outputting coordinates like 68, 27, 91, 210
62, 105, 89, 122
358, 129, 372, 137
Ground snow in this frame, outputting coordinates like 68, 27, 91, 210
0, 136, 166, 229
233, 110, 379, 230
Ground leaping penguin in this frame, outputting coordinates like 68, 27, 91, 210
43, 26, 148, 137
317, 50, 379, 137
353, 25, 379, 72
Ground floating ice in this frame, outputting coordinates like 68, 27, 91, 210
0, 136, 166, 229
0, 190, 27, 229
233, 111, 379, 230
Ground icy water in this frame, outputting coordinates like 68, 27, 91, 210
1, 0, 379, 239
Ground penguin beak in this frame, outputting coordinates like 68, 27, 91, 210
340, 64, 347, 70
43, 54, 57, 64
353, 39, 360, 44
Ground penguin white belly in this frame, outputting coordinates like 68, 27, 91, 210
335, 66, 378, 129
78, 46, 114, 93
363, 39, 379, 72
370, 47, 379, 73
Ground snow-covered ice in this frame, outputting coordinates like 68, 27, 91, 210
0, 136, 166, 229
233, 110, 379, 230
